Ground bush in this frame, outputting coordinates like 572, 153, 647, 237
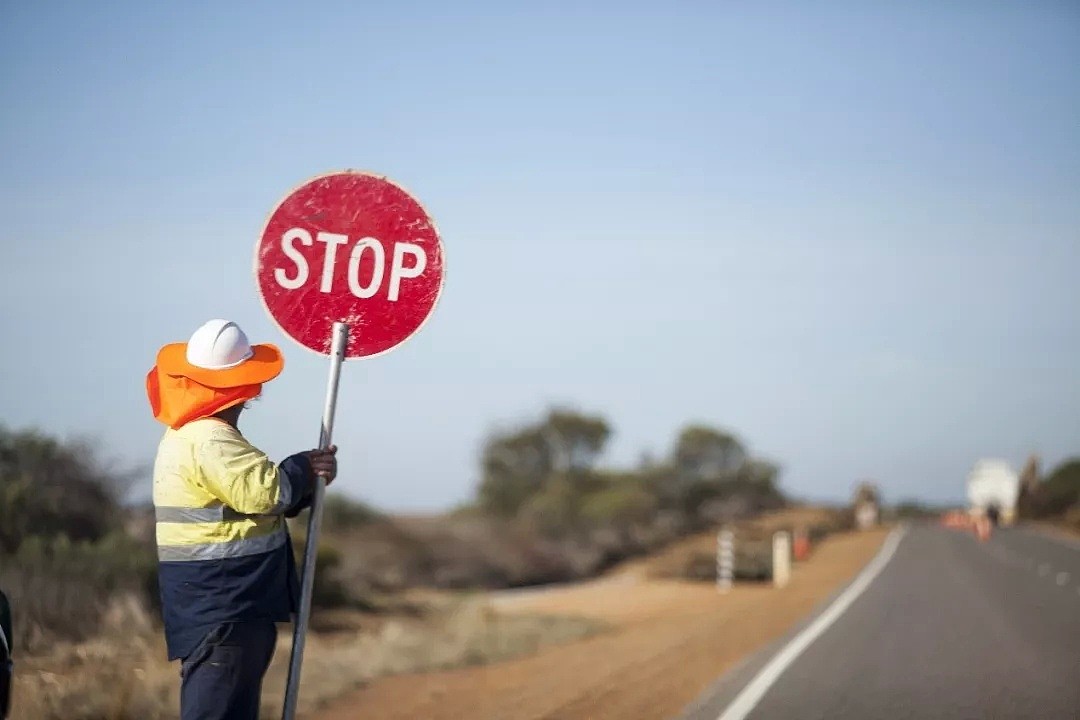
518, 479, 580, 538
314, 494, 382, 533
0, 426, 154, 653
0, 533, 158, 653
732, 542, 774, 581
579, 484, 656, 529
679, 540, 774, 583
805, 523, 833, 544
311, 544, 352, 609
1024, 459, 1080, 519
0, 427, 132, 554
1063, 505, 1080, 533
290, 539, 366, 610
889, 501, 944, 520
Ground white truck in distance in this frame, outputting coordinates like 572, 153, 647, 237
966, 459, 1020, 526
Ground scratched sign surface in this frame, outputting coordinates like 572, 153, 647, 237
255, 171, 444, 358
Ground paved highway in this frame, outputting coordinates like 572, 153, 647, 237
683, 524, 1080, 720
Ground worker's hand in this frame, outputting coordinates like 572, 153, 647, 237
304, 445, 338, 485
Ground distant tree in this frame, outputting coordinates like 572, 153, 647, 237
477, 409, 611, 517
580, 481, 657, 531
1025, 459, 1080, 519
477, 425, 554, 517
664, 425, 745, 514
653, 426, 785, 525
0, 426, 131, 554
476, 412, 787, 541
672, 426, 747, 483
518, 477, 580, 536
738, 459, 781, 490
317, 494, 382, 532
543, 410, 611, 472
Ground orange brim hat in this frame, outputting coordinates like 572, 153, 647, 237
147, 369, 263, 429
155, 342, 284, 389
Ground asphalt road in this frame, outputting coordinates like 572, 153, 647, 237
683, 524, 1080, 720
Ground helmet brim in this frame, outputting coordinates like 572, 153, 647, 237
156, 342, 284, 388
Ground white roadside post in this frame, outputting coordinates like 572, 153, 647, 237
717, 527, 734, 593
282, 322, 348, 720
772, 531, 791, 588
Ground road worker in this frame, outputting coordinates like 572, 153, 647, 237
147, 319, 338, 720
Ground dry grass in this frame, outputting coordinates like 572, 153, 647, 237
261, 597, 601, 718
11, 595, 177, 720
1061, 506, 1080, 535
1034, 515, 1080, 541
10, 595, 600, 720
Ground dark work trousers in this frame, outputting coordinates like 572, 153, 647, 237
180, 622, 278, 720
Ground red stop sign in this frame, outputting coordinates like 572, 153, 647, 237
255, 171, 445, 358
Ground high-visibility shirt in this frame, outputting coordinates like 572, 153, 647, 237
152, 418, 313, 660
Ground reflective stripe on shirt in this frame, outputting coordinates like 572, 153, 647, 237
155, 502, 288, 523
157, 525, 287, 562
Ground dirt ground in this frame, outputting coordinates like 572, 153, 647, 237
316, 526, 890, 720
1034, 519, 1080, 542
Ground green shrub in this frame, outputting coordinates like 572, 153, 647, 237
0, 426, 131, 554
290, 539, 362, 610
0, 533, 158, 653
311, 544, 351, 608
579, 485, 656, 528
318, 494, 382, 532
1063, 505, 1080, 533
1025, 459, 1080, 519
679, 541, 773, 582
518, 479, 580, 537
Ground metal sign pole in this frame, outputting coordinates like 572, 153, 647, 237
282, 322, 349, 720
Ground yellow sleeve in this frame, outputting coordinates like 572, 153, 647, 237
196, 427, 289, 515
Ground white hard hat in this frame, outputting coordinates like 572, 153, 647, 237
155, 319, 284, 388
185, 319, 256, 370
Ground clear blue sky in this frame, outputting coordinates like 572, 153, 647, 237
2, 2, 1077, 511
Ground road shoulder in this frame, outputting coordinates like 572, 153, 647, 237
316, 527, 891, 720
678, 527, 904, 720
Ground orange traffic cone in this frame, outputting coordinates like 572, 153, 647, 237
793, 529, 810, 561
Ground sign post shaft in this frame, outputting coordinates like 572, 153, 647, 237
282, 321, 349, 720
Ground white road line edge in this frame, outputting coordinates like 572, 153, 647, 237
715, 525, 909, 720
